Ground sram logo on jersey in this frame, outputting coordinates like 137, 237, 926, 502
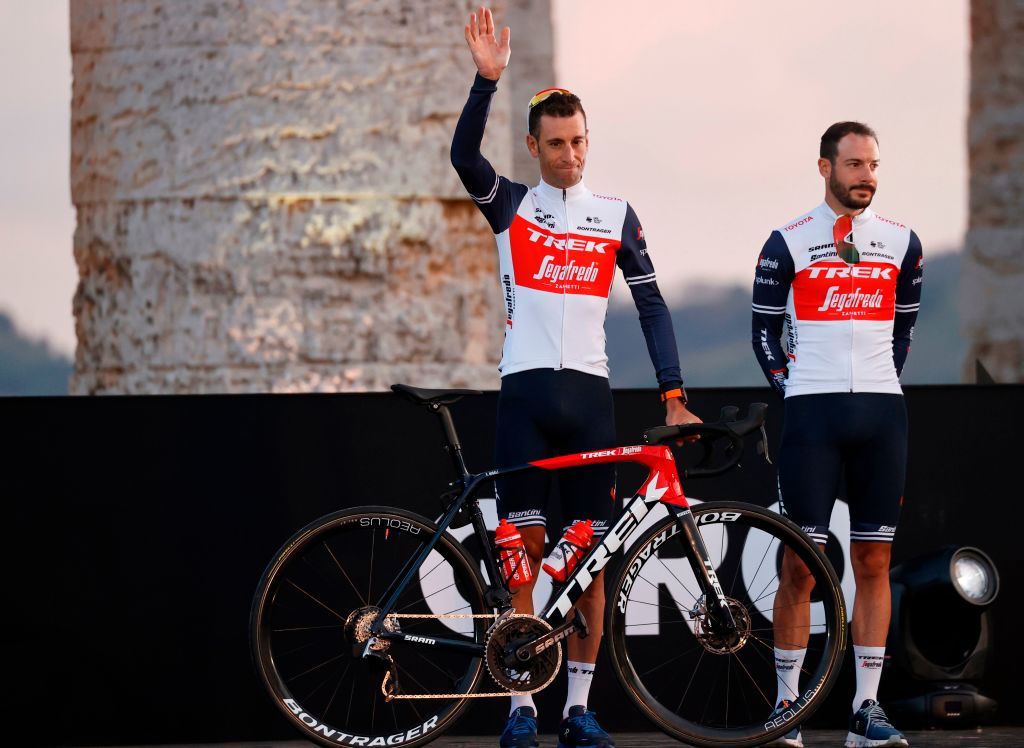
510, 216, 618, 297
793, 261, 896, 321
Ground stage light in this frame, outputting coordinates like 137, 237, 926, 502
882, 546, 1000, 726
950, 549, 997, 605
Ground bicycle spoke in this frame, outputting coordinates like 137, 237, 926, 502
285, 579, 348, 623
324, 540, 367, 607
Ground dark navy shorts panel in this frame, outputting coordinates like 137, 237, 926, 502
494, 368, 617, 536
778, 393, 907, 544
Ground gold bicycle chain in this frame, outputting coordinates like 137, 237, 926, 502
379, 613, 560, 701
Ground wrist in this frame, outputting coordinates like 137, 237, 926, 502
660, 387, 687, 404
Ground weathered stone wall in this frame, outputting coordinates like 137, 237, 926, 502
962, 0, 1024, 382
70, 0, 553, 394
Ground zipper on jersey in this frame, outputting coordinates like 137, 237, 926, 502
558, 188, 568, 370
848, 270, 855, 392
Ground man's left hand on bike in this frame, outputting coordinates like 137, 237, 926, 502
665, 397, 702, 442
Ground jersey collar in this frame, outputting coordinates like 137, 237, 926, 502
819, 201, 875, 227
536, 178, 590, 203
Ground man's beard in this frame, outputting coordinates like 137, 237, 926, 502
830, 172, 876, 210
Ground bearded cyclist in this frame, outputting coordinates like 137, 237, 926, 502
752, 122, 923, 748
452, 6, 700, 748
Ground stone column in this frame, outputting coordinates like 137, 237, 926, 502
70, 0, 552, 394
962, 0, 1024, 383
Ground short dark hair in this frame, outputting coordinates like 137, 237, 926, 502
820, 121, 878, 163
528, 92, 587, 140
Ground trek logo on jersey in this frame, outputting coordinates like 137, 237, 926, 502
510, 215, 618, 297
527, 227, 610, 254
793, 261, 896, 321
806, 265, 893, 280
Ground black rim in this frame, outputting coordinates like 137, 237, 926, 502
609, 503, 844, 747
252, 509, 487, 746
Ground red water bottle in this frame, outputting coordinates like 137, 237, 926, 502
542, 520, 595, 582
495, 519, 533, 588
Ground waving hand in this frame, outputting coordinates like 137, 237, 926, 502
464, 6, 510, 81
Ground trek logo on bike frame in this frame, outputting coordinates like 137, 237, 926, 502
547, 472, 670, 618
284, 698, 438, 745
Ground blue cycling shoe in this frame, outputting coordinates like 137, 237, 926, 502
557, 705, 615, 747
844, 699, 909, 747
500, 706, 539, 748
762, 699, 803, 747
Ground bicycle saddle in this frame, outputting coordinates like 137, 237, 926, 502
391, 383, 483, 406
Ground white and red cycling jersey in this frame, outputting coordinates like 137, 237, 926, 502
751, 202, 923, 398
451, 74, 683, 393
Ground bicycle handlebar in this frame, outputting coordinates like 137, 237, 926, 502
643, 403, 769, 479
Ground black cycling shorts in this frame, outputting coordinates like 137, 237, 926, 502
778, 392, 907, 544
494, 368, 617, 537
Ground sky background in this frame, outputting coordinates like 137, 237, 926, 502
0, 0, 968, 356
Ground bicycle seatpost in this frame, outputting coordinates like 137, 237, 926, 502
431, 402, 470, 479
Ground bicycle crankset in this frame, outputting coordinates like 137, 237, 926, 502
485, 614, 562, 693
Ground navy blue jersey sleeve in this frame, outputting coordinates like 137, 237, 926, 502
751, 231, 794, 398
450, 74, 527, 234
893, 230, 923, 376
616, 203, 683, 392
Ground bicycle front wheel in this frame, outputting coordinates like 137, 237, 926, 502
251, 506, 489, 748
606, 501, 846, 747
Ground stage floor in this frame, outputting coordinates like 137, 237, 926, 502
114, 728, 1024, 747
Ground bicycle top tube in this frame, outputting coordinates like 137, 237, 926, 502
528, 445, 686, 507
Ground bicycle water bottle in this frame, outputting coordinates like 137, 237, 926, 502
495, 519, 533, 588
542, 519, 594, 583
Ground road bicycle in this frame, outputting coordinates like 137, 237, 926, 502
250, 384, 846, 747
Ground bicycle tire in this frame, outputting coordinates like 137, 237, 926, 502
606, 501, 846, 747
251, 505, 489, 748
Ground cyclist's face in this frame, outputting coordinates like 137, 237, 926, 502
819, 134, 880, 212
527, 112, 588, 189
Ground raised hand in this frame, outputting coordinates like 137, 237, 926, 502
464, 6, 510, 81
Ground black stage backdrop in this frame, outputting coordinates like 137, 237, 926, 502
5, 385, 1022, 746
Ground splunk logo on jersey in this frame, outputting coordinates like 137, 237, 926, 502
527, 227, 610, 253
806, 265, 894, 280
283, 699, 439, 745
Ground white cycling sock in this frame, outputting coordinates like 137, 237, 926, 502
563, 660, 596, 718
852, 645, 886, 712
510, 693, 536, 716
774, 647, 806, 705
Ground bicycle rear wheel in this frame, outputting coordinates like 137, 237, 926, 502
251, 506, 489, 748
606, 501, 846, 747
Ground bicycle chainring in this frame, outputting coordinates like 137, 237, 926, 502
485, 614, 561, 693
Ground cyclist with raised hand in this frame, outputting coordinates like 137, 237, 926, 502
752, 122, 923, 748
452, 6, 700, 747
